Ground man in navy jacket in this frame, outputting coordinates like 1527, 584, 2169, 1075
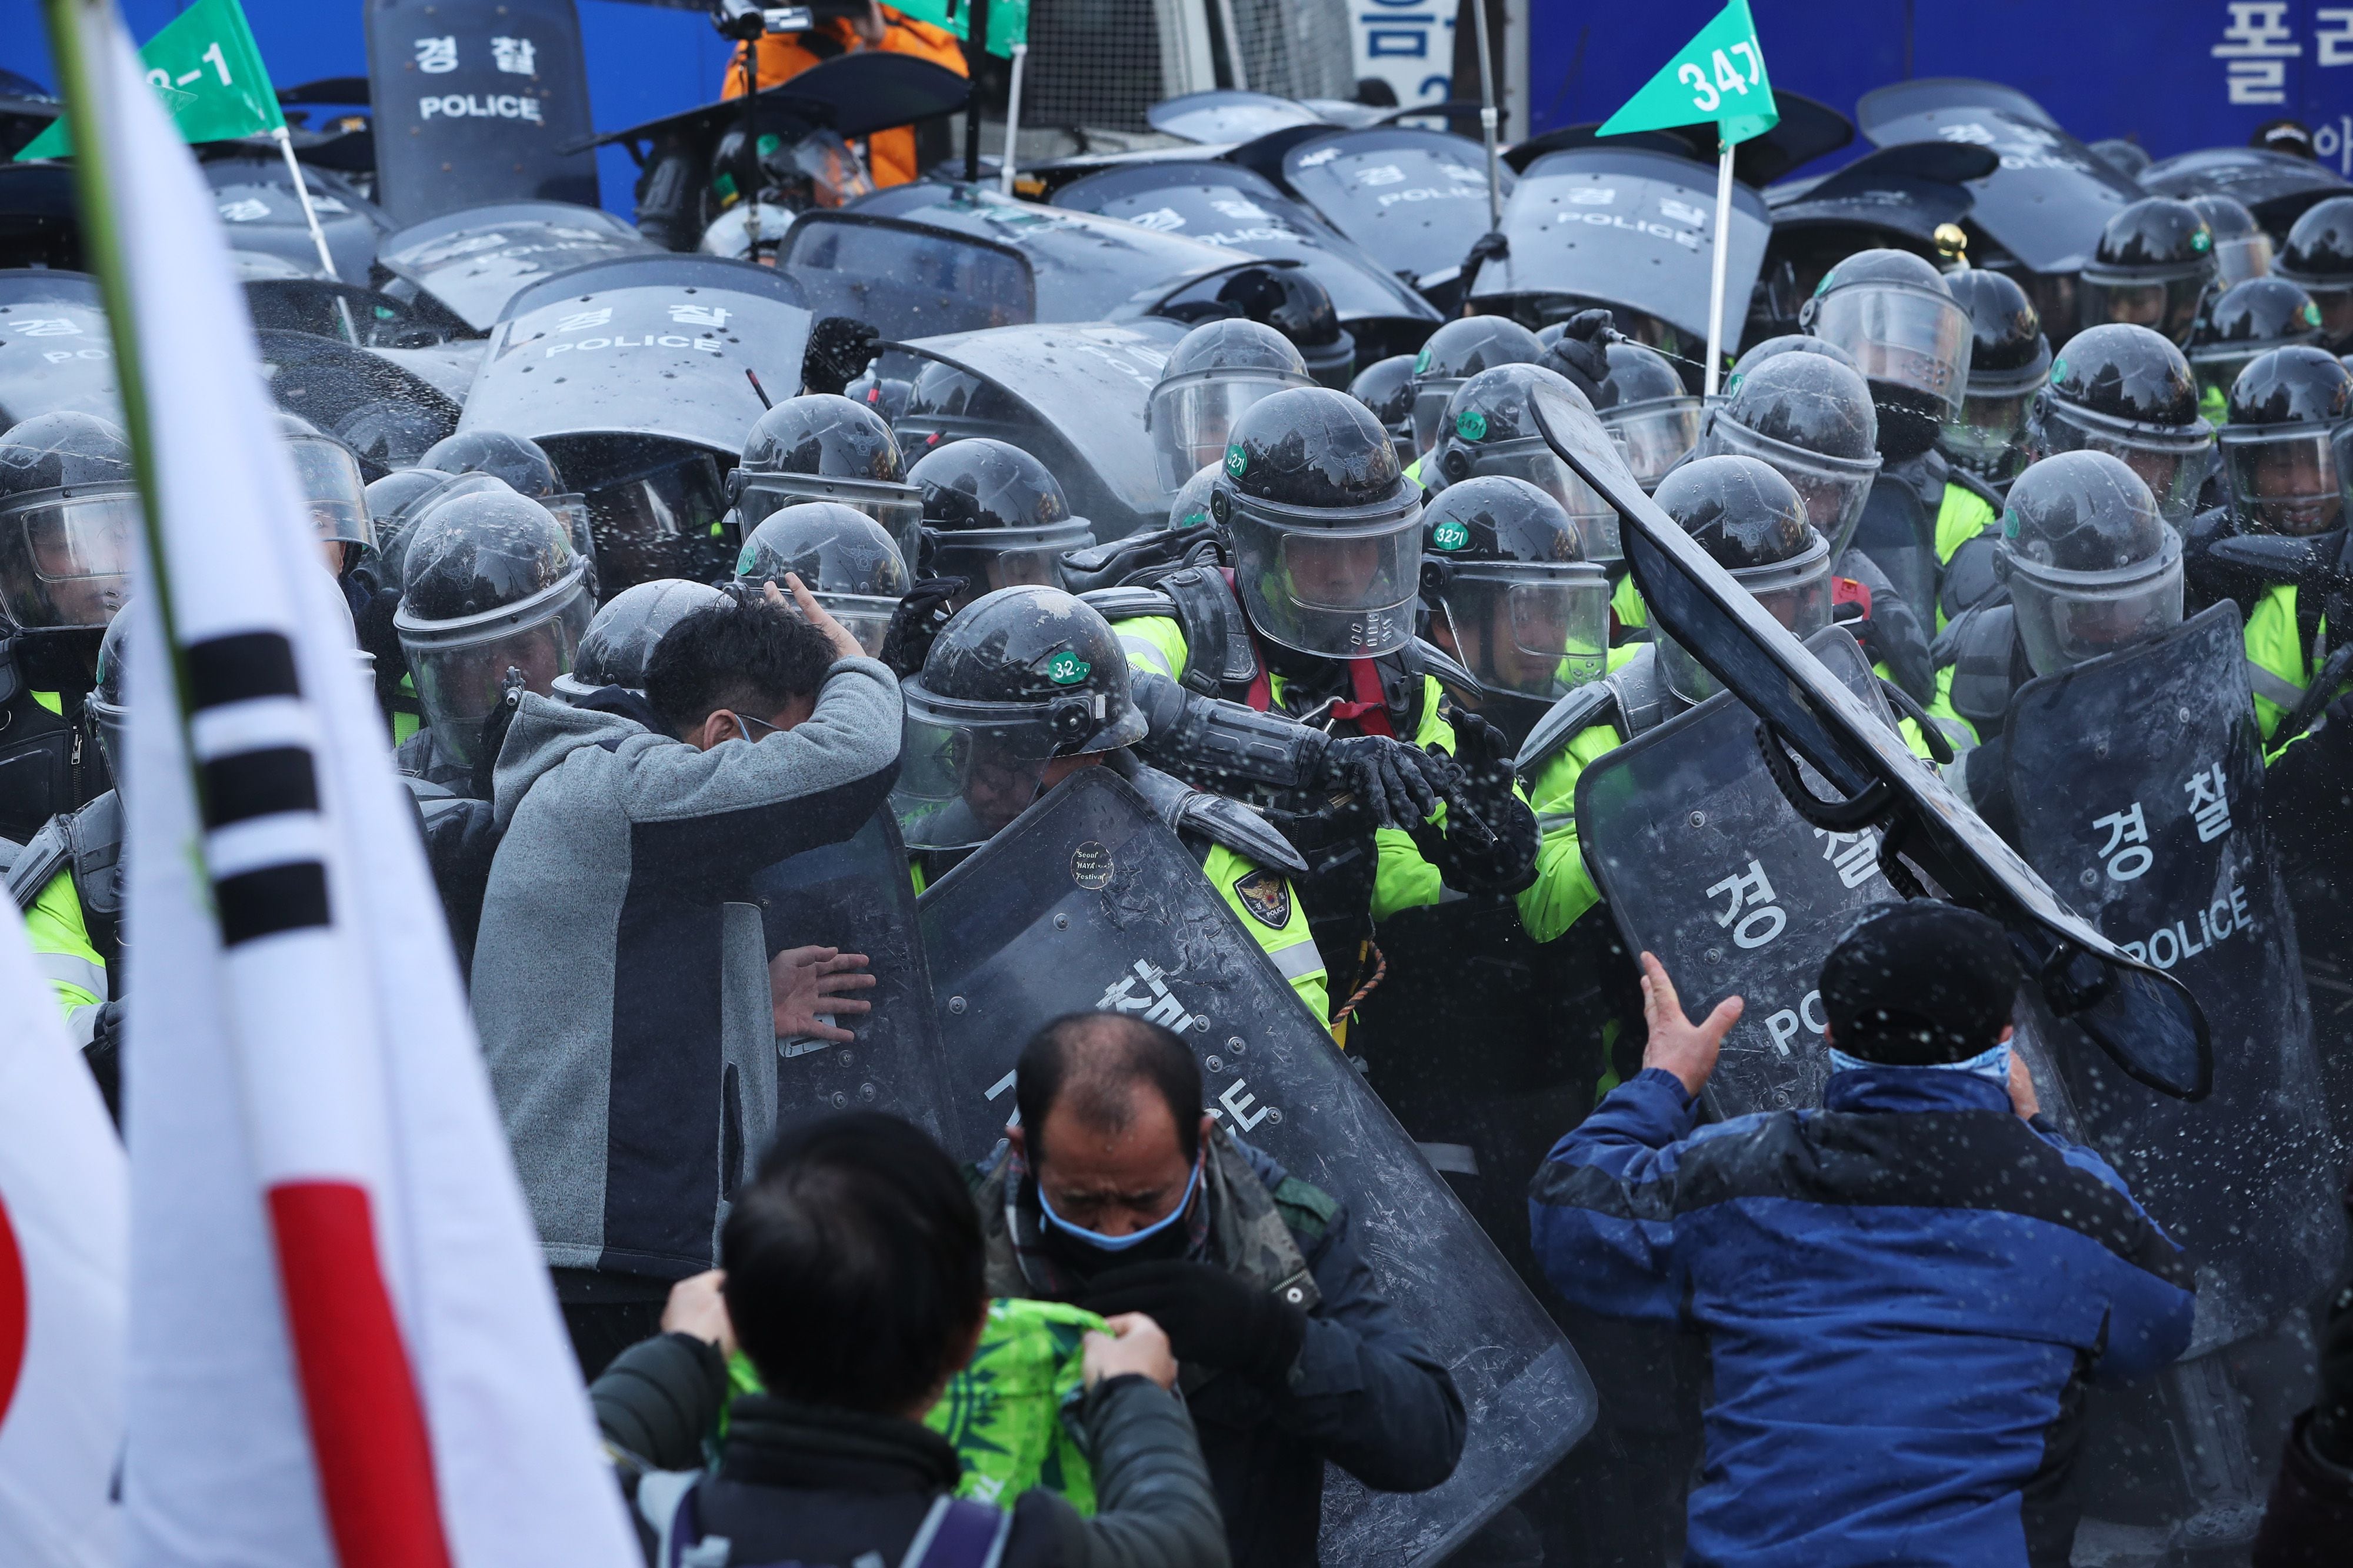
1529, 902, 2197, 1568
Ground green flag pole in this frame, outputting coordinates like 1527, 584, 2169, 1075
998, 42, 1028, 195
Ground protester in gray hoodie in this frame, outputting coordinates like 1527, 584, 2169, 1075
474, 576, 902, 1374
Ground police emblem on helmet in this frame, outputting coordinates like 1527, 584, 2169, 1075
1231, 869, 1292, 929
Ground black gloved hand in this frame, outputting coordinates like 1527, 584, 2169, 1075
802, 315, 882, 398
2314, 1270, 2353, 1466
1542, 307, 1616, 403
1458, 229, 1509, 289
1079, 1259, 1308, 1388
878, 576, 967, 678
84, 998, 124, 1127
1411, 709, 1541, 895
1314, 733, 1443, 830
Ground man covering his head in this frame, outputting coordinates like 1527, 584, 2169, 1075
1529, 909, 2197, 1568
975, 1012, 1466, 1568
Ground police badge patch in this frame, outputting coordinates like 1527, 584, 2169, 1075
1231, 869, 1291, 929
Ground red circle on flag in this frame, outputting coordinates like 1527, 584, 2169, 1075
0, 1193, 24, 1424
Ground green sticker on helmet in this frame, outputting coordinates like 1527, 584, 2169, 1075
2191, 227, 2212, 252
1431, 519, 1471, 551
1046, 650, 1091, 685
1224, 442, 1248, 477
2001, 508, 2020, 540
736, 542, 757, 575
1814, 269, 1835, 296
1456, 408, 1488, 442
2308, 302, 2324, 327
1722, 372, 1744, 398
2050, 356, 2067, 383
1414, 348, 1432, 374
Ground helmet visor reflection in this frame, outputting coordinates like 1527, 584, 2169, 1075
1601, 399, 1705, 489
1438, 565, 1610, 698
2007, 546, 2185, 676
1809, 286, 1973, 422
2036, 402, 2215, 526
1149, 373, 1312, 493
287, 435, 374, 549
0, 491, 139, 632
408, 589, 594, 768
2079, 272, 2209, 346
2220, 423, 2353, 536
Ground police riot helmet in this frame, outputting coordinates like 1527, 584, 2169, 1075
1591, 340, 1704, 491
1419, 475, 1608, 703
734, 393, 923, 566
2219, 345, 2353, 537
909, 437, 1092, 608
2078, 197, 2218, 349
844, 365, 914, 427
1210, 386, 1425, 658
393, 488, 595, 769
1168, 462, 1221, 531
1349, 353, 1419, 466
1702, 352, 1883, 559
0, 410, 136, 635
1146, 319, 1315, 494
1941, 269, 2051, 487
734, 501, 911, 656
1213, 265, 1355, 387
706, 124, 873, 231
364, 466, 449, 550
2087, 138, 2152, 179
281, 412, 372, 559
2189, 276, 2323, 403
893, 359, 1032, 457
892, 585, 1146, 850
2276, 195, 2353, 349
1799, 248, 1975, 459
1652, 455, 1831, 704
2188, 194, 2275, 286
86, 604, 128, 788
2028, 323, 2215, 526
1996, 450, 2182, 677
551, 578, 729, 703
421, 428, 594, 565
1729, 333, 1861, 379
1408, 315, 1545, 456
1426, 363, 1622, 560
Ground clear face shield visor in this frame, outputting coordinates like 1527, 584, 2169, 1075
2219, 422, 2353, 536
1448, 436, 1624, 561
735, 476, 926, 568
1658, 536, 1834, 705
1147, 370, 1316, 493
928, 522, 1096, 608
2294, 277, 2353, 344
1411, 376, 1467, 457
2033, 399, 2216, 528
2214, 232, 2275, 287
809, 590, 899, 657
2078, 269, 2210, 346
1942, 386, 2039, 485
399, 576, 595, 769
891, 686, 1119, 849
1999, 535, 2185, 678
1805, 284, 1973, 424
1702, 415, 1882, 561
0, 489, 138, 633
1599, 397, 1705, 491
286, 433, 375, 552
1225, 498, 1425, 659
1433, 562, 1612, 699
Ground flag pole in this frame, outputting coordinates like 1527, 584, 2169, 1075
268, 125, 357, 343
1470, 0, 1503, 232
1704, 136, 1733, 397
998, 41, 1027, 196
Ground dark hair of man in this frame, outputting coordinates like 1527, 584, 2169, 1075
719, 1111, 986, 1416
1014, 1012, 1204, 1169
644, 598, 836, 738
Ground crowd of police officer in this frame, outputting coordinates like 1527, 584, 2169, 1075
12, 54, 2353, 1564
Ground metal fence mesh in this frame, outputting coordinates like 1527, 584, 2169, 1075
1026, 0, 1166, 134
1231, 0, 1354, 104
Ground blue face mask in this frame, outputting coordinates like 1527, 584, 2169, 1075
1036, 1155, 1202, 1253
1828, 1040, 2012, 1085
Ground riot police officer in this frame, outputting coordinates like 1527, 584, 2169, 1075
2275, 194, 2353, 352
908, 438, 1094, 610
1406, 315, 1545, 460
892, 359, 1031, 459
551, 579, 729, 705
1418, 363, 1622, 560
2188, 276, 2324, 423
419, 427, 595, 569
1940, 269, 2051, 494
1588, 340, 1702, 492
1348, 353, 1418, 468
734, 502, 911, 659
731, 393, 924, 569
2188, 192, 2275, 286
1652, 456, 1837, 710
282, 412, 375, 578
891, 585, 1331, 1018
1801, 249, 1999, 628
392, 487, 597, 793
0, 411, 132, 842
2024, 323, 2217, 529
1145, 319, 1317, 495
2077, 196, 2219, 349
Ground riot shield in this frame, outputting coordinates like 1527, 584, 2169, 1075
893, 320, 1188, 539
749, 808, 951, 1145
1856, 79, 2141, 275
1762, 141, 1995, 251
778, 213, 1036, 342
2003, 603, 2341, 1349
851, 181, 1246, 326
255, 330, 462, 472
364, 0, 599, 227
2139, 147, 2353, 234
1148, 91, 1330, 145
202, 155, 389, 285
917, 768, 1596, 1563
456, 256, 812, 455
0, 269, 119, 426
1279, 127, 1516, 295
1577, 628, 1905, 1116
1522, 379, 2216, 1103
378, 201, 658, 333
1469, 146, 1772, 355
1051, 161, 1441, 349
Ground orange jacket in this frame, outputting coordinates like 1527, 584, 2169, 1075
723, 8, 969, 188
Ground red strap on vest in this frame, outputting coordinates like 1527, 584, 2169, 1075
1234, 594, 1398, 738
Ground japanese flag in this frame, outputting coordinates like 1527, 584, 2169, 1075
49, 3, 639, 1563
0, 897, 125, 1567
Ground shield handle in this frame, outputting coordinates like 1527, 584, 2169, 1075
1754, 719, 1891, 832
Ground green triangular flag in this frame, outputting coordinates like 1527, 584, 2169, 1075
888, 0, 971, 43
985, 0, 1030, 61
19, 0, 284, 161
1598, 0, 1778, 148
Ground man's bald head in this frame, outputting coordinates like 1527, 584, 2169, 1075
1014, 1012, 1204, 1169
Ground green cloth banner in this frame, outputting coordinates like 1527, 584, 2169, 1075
984, 0, 1029, 61
1597, 0, 1778, 148
19, 0, 283, 159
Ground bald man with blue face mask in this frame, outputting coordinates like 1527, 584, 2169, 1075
973, 1010, 1465, 1568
